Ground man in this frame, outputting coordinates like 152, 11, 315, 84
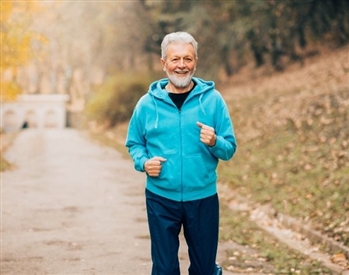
125, 31, 237, 275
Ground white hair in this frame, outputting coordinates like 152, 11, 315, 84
161, 31, 198, 60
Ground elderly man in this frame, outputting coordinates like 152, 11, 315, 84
126, 31, 237, 275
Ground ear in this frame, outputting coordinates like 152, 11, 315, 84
160, 58, 166, 71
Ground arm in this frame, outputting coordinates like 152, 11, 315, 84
125, 109, 149, 172
125, 103, 167, 176
197, 100, 237, 161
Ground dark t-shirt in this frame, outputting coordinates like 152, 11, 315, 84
168, 83, 196, 110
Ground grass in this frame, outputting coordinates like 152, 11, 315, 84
219, 205, 334, 274
219, 89, 349, 247
218, 45, 349, 249
0, 132, 17, 172
0, 155, 12, 172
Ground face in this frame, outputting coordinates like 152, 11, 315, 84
161, 42, 197, 88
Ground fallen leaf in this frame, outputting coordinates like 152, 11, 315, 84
330, 253, 348, 267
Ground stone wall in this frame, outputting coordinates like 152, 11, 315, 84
1, 94, 69, 132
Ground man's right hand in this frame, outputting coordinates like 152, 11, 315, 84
144, 156, 167, 177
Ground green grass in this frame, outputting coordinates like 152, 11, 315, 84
219, 87, 349, 248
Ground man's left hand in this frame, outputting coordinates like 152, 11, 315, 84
196, 121, 216, 147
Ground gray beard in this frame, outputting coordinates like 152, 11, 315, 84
166, 70, 195, 88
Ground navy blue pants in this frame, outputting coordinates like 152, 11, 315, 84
145, 189, 220, 275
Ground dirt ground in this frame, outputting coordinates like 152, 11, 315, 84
1, 129, 241, 275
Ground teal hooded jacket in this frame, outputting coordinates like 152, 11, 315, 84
125, 77, 237, 201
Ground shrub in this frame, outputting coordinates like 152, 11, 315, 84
85, 72, 157, 127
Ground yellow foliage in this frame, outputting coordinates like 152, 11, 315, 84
0, 2, 40, 68
0, 1, 47, 101
1, 28, 32, 68
0, 2, 13, 22
1, 81, 22, 102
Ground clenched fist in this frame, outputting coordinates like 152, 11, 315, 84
196, 121, 216, 147
144, 156, 167, 177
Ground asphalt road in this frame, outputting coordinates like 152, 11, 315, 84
1, 129, 237, 275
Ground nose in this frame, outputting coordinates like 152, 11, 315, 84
178, 58, 185, 67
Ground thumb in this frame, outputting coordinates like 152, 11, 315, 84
196, 121, 204, 128
153, 156, 167, 162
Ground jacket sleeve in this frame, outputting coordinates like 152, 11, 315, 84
125, 108, 149, 172
209, 97, 237, 161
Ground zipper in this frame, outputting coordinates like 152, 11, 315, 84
178, 108, 183, 201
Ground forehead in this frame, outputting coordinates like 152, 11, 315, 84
166, 42, 195, 58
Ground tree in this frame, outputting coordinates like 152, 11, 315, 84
1, 2, 46, 101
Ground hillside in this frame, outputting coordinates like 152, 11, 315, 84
218, 44, 349, 249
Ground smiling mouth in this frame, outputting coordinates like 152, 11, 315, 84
175, 70, 189, 75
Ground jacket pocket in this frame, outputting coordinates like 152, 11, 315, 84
183, 154, 215, 191
155, 156, 181, 191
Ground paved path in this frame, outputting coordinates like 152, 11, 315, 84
1, 129, 236, 275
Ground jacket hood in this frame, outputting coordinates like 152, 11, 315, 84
147, 77, 215, 128
148, 77, 215, 99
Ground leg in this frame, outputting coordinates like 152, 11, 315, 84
146, 189, 183, 275
183, 194, 219, 275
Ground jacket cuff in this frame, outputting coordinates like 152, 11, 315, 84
136, 157, 148, 172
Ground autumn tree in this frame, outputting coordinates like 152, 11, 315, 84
1, 2, 45, 101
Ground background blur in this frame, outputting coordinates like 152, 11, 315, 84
1, 1, 349, 273
2, 0, 349, 129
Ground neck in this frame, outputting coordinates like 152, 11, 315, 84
166, 81, 193, 94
